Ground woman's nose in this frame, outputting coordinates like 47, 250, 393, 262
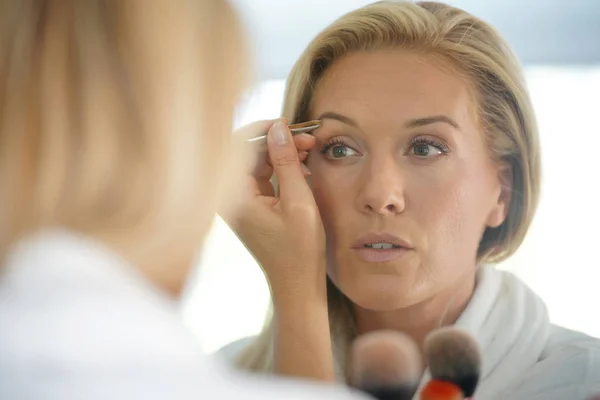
356, 158, 406, 216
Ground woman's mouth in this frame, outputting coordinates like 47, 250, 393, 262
354, 245, 410, 263
363, 242, 402, 249
352, 234, 413, 263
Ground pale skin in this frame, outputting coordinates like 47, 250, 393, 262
230, 50, 509, 381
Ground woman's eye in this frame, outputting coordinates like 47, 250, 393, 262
326, 145, 358, 159
411, 143, 443, 157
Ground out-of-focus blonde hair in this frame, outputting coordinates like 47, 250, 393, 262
0, 0, 249, 292
236, 0, 541, 376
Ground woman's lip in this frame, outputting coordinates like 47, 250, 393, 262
352, 247, 411, 263
352, 232, 413, 249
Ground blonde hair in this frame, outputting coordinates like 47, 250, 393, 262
236, 0, 541, 375
0, 0, 249, 290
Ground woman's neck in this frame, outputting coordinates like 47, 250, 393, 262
352, 273, 476, 353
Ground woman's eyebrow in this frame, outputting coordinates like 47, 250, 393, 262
316, 112, 460, 130
404, 115, 460, 129
317, 111, 359, 128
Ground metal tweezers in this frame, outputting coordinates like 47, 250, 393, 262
246, 120, 321, 144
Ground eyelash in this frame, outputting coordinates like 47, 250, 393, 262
319, 136, 450, 157
319, 138, 349, 155
409, 136, 450, 155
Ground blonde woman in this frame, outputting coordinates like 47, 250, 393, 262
0, 1, 368, 399
222, 1, 600, 399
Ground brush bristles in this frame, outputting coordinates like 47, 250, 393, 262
362, 384, 420, 400
424, 327, 481, 397
349, 330, 422, 392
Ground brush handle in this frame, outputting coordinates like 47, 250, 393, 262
420, 380, 464, 400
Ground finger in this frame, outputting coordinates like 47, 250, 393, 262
257, 177, 275, 197
265, 148, 308, 168
293, 133, 317, 151
254, 153, 274, 180
301, 163, 312, 176
263, 134, 314, 167
251, 129, 314, 180
252, 130, 313, 176
256, 154, 305, 197
264, 135, 312, 165
267, 121, 313, 204
219, 175, 258, 227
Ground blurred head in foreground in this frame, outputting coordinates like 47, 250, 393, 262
0, 0, 250, 294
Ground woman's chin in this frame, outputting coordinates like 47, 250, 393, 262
335, 274, 422, 311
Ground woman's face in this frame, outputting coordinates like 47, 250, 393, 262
306, 51, 508, 311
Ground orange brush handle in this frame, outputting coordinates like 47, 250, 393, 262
420, 380, 464, 400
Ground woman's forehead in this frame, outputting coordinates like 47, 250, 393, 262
310, 51, 477, 127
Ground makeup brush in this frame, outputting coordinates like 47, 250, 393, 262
421, 327, 482, 400
246, 120, 321, 144
348, 330, 422, 400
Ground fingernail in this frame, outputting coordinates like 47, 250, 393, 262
301, 163, 312, 176
271, 121, 288, 146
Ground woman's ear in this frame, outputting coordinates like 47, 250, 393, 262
486, 164, 512, 228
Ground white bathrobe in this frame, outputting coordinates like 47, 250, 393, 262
220, 265, 600, 399
0, 231, 368, 400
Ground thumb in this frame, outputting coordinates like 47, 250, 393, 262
267, 121, 312, 204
